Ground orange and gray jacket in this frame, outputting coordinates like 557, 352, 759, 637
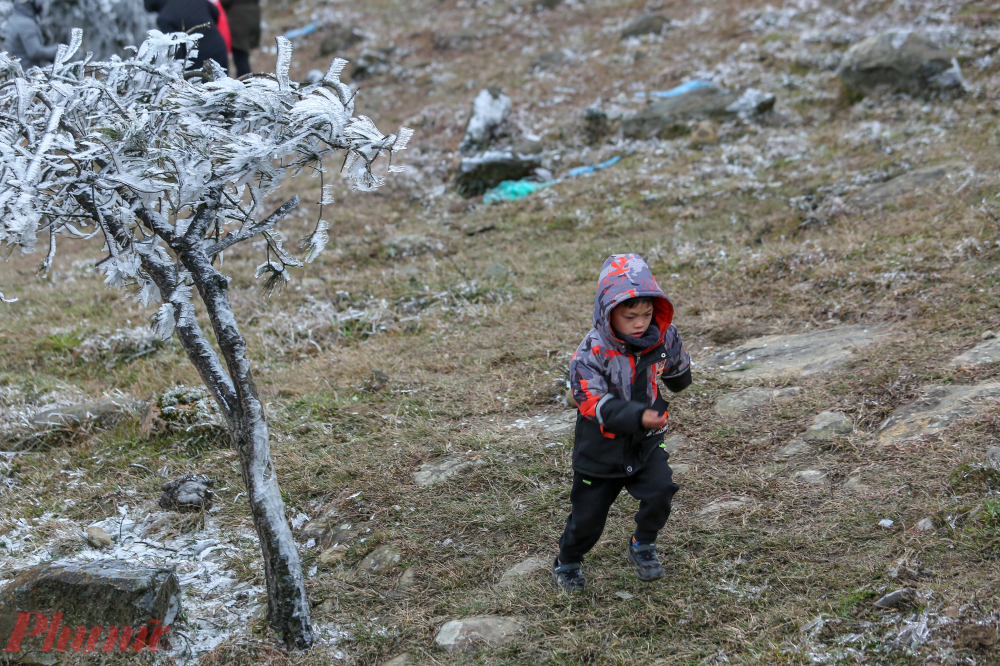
569, 254, 691, 477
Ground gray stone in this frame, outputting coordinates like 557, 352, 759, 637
0, 560, 180, 664
85, 526, 113, 550
397, 568, 417, 590
710, 326, 888, 379
714, 386, 803, 417
30, 399, 142, 430
792, 469, 828, 485
357, 544, 401, 575
873, 587, 916, 609
530, 48, 573, 71
987, 447, 1000, 469
952, 337, 1000, 368
803, 411, 853, 442
302, 515, 365, 550
460, 89, 513, 153
856, 163, 960, 206
351, 47, 394, 81
455, 150, 542, 198
623, 86, 774, 140
382, 234, 446, 258
775, 439, 810, 457
382, 654, 412, 666
670, 462, 690, 475
319, 26, 364, 56
621, 13, 670, 39
844, 475, 867, 490
879, 382, 1000, 446
838, 31, 963, 96
498, 557, 547, 587
615, 590, 634, 600
434, 615, 524, 652
157, 473, 213, 512
433, 28, 496, 51
662, 433, 686, 453
689, 120, 718, 148
982, 330, 997, 341
483, 263, 509, 280
414, 458, 473, 486
697, 496, 751, 517
916, 517, 935, 531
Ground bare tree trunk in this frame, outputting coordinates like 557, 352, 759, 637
89, 191, 316, 650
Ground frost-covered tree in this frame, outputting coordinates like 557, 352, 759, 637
0, 30, 412, 649
0, 0, 154, 59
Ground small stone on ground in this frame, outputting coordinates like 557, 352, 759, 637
85, 525, 113, 549
158, 473, 214, 512
775, 439, 810, 457
879, 382, 1000, 446
414, 458, 473, 486
498, 556, 548, 587
358, 544, 401, 575
803, 411, 853, 442
434, 615, 525, 652
792, 470, 828, 485
951, 336, 1000, 368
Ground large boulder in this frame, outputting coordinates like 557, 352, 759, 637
622, 86, 774, 139
838, 31, 963, 96
0, 560, 180, 664
454, 150, 542, 198
459, 88, 513, 153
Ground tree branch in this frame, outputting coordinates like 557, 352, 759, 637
203, 196, 299, 258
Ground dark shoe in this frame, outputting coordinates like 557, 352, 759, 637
627, 541, 665, 582
552, 558, 586, 591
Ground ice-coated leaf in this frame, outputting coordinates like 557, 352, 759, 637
324, 58, 349, 84
301, 220, 329, 263
319, 185, 335, 206
54, 29, 85, 69
393, 127, 414, 152
152, 302, 176, 340
388, 165, 406, 173
275, 36, 293, 91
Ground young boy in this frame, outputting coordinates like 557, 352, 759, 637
553, 253, 691, 590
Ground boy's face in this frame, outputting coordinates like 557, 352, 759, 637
610, 301, 655, 339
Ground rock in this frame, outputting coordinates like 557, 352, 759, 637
879, 382, 1000, 446
955, 623, 998, 651
856, 163, 960, 206
434, 615, 524, 652
582, 105, 613, 145
382, 653, 412, 666
697, 496, 751, 517
670, 462, 690, 475
714, 386, 803, 417
318, 545, 347, 566
982, 330, 997, 341
455, 150, 542, 198
504, 410, 576, 437
792, 469, 828, 485
498, 557, 547, 587
615, 590, 634, 600
987, 447, 1000, 469
873, 587, 916, 609
140, 385, 225, 444
30, 399, 142, 430
396, 568, 417, 590
351, 47, 394, 81
460, 88, 513, 154
483, 263, 509, 280
802, 411, 853, 442
433, 28, 495, 51
414, 458, 472, 486
951, 336, 1000, 368
710, 326, 888, 380
319, 26, 364, 56
838, 30, 964, 96
916, 517, 935, 531
85, 526, 113, 550
530, 48, 573, 71
662, 433, 686, 453
689, 120, 718, 148
357, 544, 401, 575
775, 439, 809, 457
844, 475, 867, 490
382, 234, 446, 258
622, 85, 774, 140
0, 560, 180, 664
157, 473, 213, 512
621, 13, 670, 39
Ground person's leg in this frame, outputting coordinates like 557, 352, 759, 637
625, 449, 679, 544
233, 49, 250, 77
558, 473, 625, 564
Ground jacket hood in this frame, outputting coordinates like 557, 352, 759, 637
12, 2, 37, 17
593, 254, 673, 352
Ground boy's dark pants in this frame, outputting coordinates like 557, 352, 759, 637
558, 449, 678, 564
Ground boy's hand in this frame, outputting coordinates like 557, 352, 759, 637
641, 409, 669, 430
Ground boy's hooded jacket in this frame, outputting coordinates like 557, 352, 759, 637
4, 1, 58, 70
570, 254, 691, 478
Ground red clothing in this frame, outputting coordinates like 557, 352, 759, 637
207, 0, 232, 52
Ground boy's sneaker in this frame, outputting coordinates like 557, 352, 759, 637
627, 540, 665, 582
552, 558, 586, 591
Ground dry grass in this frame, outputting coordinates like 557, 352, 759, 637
4, 0, 1000, 663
